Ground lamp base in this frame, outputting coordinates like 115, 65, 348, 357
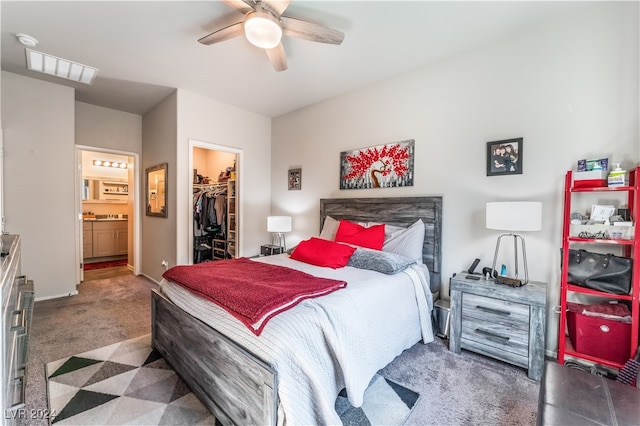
491, 232, 530, 285
495, 275, 525, 287
270, 232, 287, 251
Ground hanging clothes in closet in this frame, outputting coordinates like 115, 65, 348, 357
193, 183, 227, 263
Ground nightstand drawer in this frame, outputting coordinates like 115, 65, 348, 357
462, 293, 529, 328
460, 293, 529, 362
460, 318, 529, 361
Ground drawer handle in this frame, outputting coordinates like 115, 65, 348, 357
11, 375, 26, 410
476, 305, 511, 316
474, 328, 510, 343
17, 290, 33, 310
11, 309, 26, 333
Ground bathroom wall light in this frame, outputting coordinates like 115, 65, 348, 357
93, 160, 127, 169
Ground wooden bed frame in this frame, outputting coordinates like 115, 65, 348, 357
152, 196, 443, 425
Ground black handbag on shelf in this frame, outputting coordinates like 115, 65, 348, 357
566, 248, 632, 295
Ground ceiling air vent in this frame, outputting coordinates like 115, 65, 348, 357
25, 48, 98, 85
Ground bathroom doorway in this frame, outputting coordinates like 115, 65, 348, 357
76, 146, 140, 283
189, 140, 241, 264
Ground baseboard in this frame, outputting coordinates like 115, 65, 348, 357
141, 273, 161, 285
35, 290, 78, 302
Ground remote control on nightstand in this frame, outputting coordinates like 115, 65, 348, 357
466, 258, 481, 274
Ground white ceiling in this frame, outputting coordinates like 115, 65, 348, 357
1, 1, 591, 118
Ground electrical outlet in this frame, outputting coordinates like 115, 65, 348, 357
161, 260, 168, 269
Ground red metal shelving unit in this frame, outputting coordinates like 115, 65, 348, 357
558, 168, 640, 370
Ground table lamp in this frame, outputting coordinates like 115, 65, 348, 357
486, 201, 542, 285
267, 216, 292, 250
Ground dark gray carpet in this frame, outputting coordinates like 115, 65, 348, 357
21, 273, 539, 425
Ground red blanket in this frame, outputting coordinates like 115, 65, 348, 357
162, 258, 347, 335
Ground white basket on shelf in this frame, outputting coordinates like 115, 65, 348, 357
570, 224, 635, 240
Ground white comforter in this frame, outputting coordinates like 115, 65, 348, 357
160, 254, 434, 425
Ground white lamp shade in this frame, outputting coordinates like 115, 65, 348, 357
486, 202, 542, 232
267, 216, 292, 233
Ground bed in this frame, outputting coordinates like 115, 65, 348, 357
152, 196, 442, 425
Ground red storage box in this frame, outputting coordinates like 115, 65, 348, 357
567, 310, 631, 364
573, 170, 608, 188
573, 179, 608, 188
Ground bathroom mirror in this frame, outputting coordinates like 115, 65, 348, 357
146, 163, 167, 217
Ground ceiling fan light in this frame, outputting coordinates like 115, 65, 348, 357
244, 11, 282, 49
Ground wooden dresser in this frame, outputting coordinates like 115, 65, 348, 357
449, 273, 547, 381
1, 235, 34, 425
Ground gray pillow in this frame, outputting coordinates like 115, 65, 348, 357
348, 247, 415, 274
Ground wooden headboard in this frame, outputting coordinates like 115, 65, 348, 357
320, 196, 443, 292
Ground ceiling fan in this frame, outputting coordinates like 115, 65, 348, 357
198, 0, 345, 71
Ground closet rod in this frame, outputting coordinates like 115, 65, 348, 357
193, 182, 228, 189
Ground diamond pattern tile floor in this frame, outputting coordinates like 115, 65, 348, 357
47, 334, 418, 425
46, 335, 216, 425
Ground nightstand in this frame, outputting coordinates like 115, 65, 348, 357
449, 273, 547, 381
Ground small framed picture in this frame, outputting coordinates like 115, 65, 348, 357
486, 138, 523, 176
288, 168, 301, 190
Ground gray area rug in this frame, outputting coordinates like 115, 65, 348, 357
381, 338, 539, 425
46, 335, 417, 425
21, 273, 539, 426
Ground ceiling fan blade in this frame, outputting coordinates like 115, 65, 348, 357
221, 0, 255, 15
198, 22, 244, 45
281, 16, 344, 45
260, 0, 291, 16
265, 43, 287, 71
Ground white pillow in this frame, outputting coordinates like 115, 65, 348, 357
319, 216, 339, 240
382, 219, 425, 263
368, 222, 405, 240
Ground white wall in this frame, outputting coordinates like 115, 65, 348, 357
75, 102, 142, 267
76, 102, 142, 153
176, 90, 272, 265
141, 91, 178, 282
271, 3, 639, 353
1, 71, 77, 299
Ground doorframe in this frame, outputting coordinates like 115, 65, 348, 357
188, 139, 243, 264
75, 145, 141, 283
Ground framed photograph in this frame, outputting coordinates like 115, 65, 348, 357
288, 168, 301, 190
487, 138, 523, 176
340, 139, 414, 189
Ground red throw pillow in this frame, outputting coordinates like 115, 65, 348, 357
334, 220, 385, 250
290, 237, 356, 268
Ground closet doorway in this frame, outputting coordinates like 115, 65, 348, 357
76, 146, 140, 283
189, 140, 241, 264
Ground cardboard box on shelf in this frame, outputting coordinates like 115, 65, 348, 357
608, 173, 629, 187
